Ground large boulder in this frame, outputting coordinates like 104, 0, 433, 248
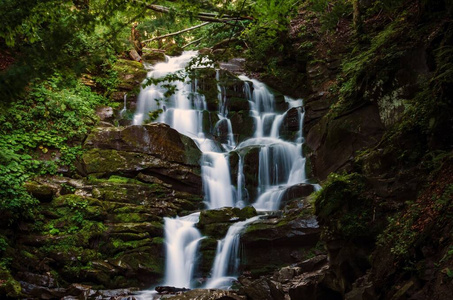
82, 124, 202, 194
84, 124, 201, 166
240, 201, 320, 276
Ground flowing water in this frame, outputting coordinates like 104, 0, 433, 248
205, 216, 260, 289
132, 52, 311, 293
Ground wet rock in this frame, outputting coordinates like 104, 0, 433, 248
93, 288, 139, 298
20, 281, 67, 299
280, 183, 315, 205
141, 50, 165, 64
239, 276, 274, 300
241, 210, 320, 276
242, 215, 319, 246
166, 288, 246, 300
241, 146, 260, 201
66, 283, 94, 298
96, 106, 114, 122
156, 286, 190, 294
199, 207, 257, 225
230, 111, 256, 143
198, 206, 257, 238
202, 111, 221, 135
295, 255, 328, 274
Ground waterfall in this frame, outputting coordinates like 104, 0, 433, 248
202, 152, 235, 209
132, 52, 314, 293
119, 94, 127, 117
205, 216, 260, 289
237, 75, 308, 211
163, 213, 203, 288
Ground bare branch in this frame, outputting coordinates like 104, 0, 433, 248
142, 22, 210, 43
145, 4, 253, 23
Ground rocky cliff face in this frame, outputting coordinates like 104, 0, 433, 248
247, 2, 453, 300
2, 123, 203, 297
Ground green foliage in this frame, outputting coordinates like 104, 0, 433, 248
243, 0, 299, 63
308, 0, 352, 31
0, 76, 107, 222
0, 0, 138, 100
314, 173, 373, 239
377, 184, 453, 258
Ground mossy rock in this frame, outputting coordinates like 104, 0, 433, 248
242, 147, 260, 201
230, 111, 256, 143
112, 59, 147, 91
108, 222, 163, 236
142, 50, 166, 64
198, 206, 257, 225
83, 124, 202, 166
200, 223, 231, 239
229, 151, 240, 186
227, 97, 250, 112
202, 111, 220, 134
165, 44, 183, 56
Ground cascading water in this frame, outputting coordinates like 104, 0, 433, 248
237, 75, 308, 211
132, 52, 313, 293
205, 216, 260, 289
163, 213, 203, 288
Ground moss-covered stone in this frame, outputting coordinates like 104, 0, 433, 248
141, 50, 166, 64
230, 111, 256, 143
198, 206, 257, 225
112, 59, 147, 91
228, 97, 250, 112
197, 238, 218, 275
202, 111, 220, 134
242, 146, 260, 201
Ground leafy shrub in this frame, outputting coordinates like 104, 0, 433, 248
308, 0, 352, 31
314, 173, 373, 240
0, 75, 107, 222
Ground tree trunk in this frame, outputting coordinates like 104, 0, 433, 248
352, 0, 362, 33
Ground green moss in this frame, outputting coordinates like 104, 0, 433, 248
112, 213, 149, 223
82, 149, 126, 174
112, 59, 147, 91
314, 173, 373, 240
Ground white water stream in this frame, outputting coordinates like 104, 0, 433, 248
132, 52, 311, 293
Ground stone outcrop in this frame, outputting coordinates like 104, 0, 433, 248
240, 199, 321, 276
238, 255, 337, 300
111, 59, 147, 102
82, 124, 202, 195
11, 124, 205, 297
305, 104, 385, 180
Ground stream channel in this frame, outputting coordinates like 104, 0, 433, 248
131, 51, 316, 297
